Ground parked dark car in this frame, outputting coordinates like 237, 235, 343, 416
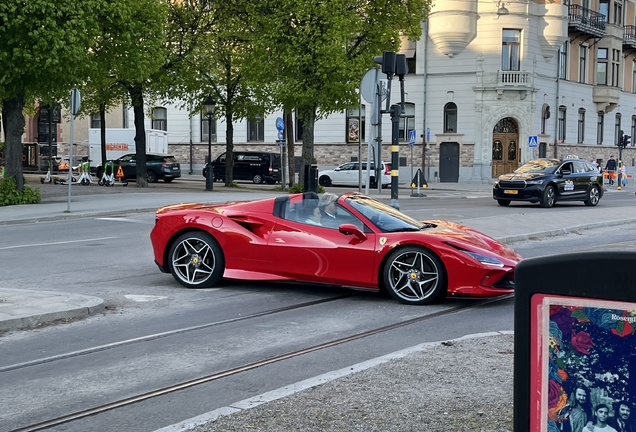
203, 151, 281, 184
493, 157, 603, 208
96, 153, 181, 183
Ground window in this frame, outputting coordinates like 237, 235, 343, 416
633, 60, 636, 93
613, 0, 622, 25
578, 109, 585, 144
559, 41, 568, 80
502, 29, 521, 71
295, 109, 304, 142
541, 104, 550, 135
152, 107, 167, 131
200, 111, 217, 142
443, 103, 457, 133
597, 111, 604, 145
399, 103, 415, 141
346, 105, 365, 143
611, 49, 620, 87
597, 48, 608, 85
247, 115, 264, 141
615, 113, 622, 146
558, 106, 567, 142
579, 46, 587, 83
599, 0, 609, 22
90, 113, 101, 129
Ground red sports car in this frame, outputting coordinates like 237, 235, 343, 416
150, 192, 521, 305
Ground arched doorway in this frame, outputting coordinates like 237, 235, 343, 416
492, 117, 519, 177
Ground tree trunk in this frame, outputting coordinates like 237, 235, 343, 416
2, 93, 26, 190
285, 110, 295, 186
225, 110, 234, 186
299, 105, 316, 187
100, 102, 107, 169
128, 84, 148, 187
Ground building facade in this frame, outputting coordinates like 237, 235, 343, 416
10, 0, 636, 182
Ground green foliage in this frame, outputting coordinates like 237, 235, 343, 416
0, 177, 41, 206
287, 184, 325, 194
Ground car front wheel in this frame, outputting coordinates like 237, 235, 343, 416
584, 185, 601, 206
383, 246, 446, 305
168, 232, 225, 288
540, 185, 555, 208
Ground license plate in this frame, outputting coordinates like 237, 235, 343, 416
173, 167, 179, 170
504, 189, 518, 195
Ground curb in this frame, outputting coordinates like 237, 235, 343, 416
495, 218, 636, 244
0, 288, 105, 332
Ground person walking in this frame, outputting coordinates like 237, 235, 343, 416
590, 157, 600, 171
605, 156, 617, 185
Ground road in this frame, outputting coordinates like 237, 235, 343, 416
1, 194, 635, 431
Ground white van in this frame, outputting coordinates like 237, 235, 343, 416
318, 161, 391, 188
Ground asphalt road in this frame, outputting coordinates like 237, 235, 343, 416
2, 195, 636, 431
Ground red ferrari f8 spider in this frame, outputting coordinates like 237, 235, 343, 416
150, 192, 520, 305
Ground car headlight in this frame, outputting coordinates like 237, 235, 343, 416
461, 250, 504, 267
526, 179, 544, 185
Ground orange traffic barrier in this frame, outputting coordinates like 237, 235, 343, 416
603, 170, 617, 179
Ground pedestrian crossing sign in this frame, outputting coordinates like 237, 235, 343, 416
528, 135, 538, 148
408, 130, 416, 146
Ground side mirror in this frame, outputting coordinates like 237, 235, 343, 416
338, 223, 367, 241
334, 167, 341, 171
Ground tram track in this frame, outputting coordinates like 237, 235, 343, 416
6, 294, 511, 432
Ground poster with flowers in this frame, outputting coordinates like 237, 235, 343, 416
531, 294, 636, 432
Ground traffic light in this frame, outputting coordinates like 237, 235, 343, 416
618, 130, 624, 147
624, 135, 631, 147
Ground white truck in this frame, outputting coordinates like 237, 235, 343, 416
88, 128, 169, 170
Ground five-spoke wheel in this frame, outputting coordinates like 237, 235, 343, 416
540, 185, 555, 208
584, 185, 600, 206
383, 246, 446, 305
168, 232, 224, 288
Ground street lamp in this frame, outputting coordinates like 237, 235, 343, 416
204, 96, 216, 191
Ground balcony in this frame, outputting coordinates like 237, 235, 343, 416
624, 25, 636, 51
498, 71, 532, 86
568, 4, 606, 39
593, 86, 620, 113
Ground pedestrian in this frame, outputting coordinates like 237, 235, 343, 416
590, 157, 600, 171
621, 165, 629, 187
605, 156, 618, 185
559, 385, 593, 432
607, 400, 635, 432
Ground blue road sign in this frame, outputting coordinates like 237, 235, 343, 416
278, 131, 284, 140
408, 129, 416, 146
276, 117, 285, 131
426, 127, 430, 142
528, 135, 538, 148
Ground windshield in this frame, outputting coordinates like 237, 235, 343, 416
346, 195, 426, 233
514, 159, 560, 174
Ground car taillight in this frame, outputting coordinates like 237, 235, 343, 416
162, 163, 167, 167
269, 167, 273, 172
384, 165, 390, 174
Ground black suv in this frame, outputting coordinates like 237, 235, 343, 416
96, 153, 181, 183
203, 151, 281, 184
493, 157, 603, 208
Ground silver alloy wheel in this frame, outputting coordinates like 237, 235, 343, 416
171, 236, 217, 286
386, 248, 441, 303
252, 173, 263, 184
541, 185, 555, 208
587, 186, 600, 206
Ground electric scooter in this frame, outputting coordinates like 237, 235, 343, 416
98, 161, 115, 187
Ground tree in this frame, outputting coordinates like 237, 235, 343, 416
166, 0, 272, 187
0, 0, 104, 190
257, 0, 431, 185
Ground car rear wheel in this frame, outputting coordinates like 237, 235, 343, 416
168, 232, 225, 289
383, 246, 446, 305
252, 173, 264, 184
497, 199, 511, 206
584, 185, 601, 206
319, 175, 332, 187
540, 185, 555, 208
147, 170, 158, 183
